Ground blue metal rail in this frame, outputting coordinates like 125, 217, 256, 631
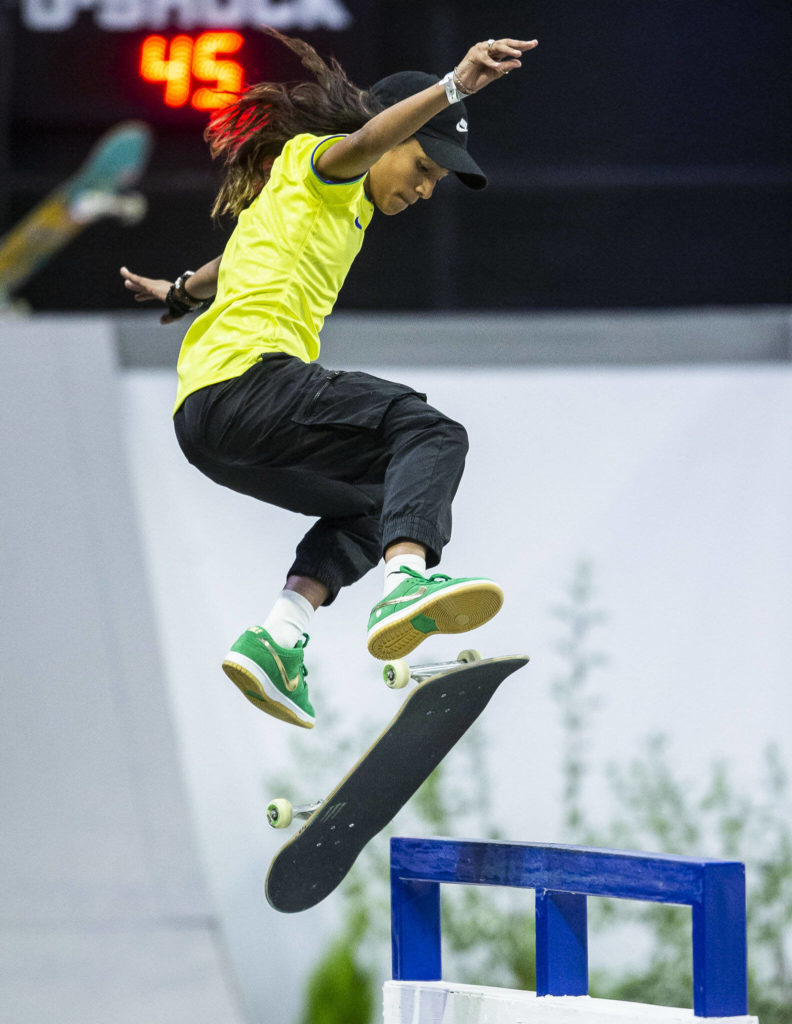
390, 837, 748, 1018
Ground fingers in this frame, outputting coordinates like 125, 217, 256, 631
120, 265, 144, 293
120, 265, 168, 304
120, 265, 154, 288
126, 282, 155, 302
456, 37, 537, 87
491, 58, 522, 75
487, 38, 537, 59
482, 37, 537, 72
120, 267, 179, 322
502, 39, 539, 51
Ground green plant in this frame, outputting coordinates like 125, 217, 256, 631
299, 929, 374, 1024
550, 559, 608, 837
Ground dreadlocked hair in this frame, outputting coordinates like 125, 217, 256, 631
206, 28, 382, 220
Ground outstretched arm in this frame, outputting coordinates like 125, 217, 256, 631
314, 37, 538, 183
120, 255, 221, 324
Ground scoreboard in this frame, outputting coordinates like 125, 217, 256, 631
139, 31, 245, 110
7, 0, 375, 127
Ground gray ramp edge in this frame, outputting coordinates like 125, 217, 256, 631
0, 318, 247, 1023
113, 306, 792, 369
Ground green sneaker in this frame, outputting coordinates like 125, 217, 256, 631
367, 567, 504, 660
222, 628, 315, 728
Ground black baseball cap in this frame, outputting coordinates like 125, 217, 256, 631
369, 71, 487, 190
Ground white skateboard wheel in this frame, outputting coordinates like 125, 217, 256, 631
383, 659, 411, 689
267, 798, 293, 829
457, 649, 482, 664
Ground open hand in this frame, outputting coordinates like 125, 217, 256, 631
455, 38, 538, 94
120, 266, 177, 324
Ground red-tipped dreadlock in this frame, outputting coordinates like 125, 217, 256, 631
206, 28, 382, 219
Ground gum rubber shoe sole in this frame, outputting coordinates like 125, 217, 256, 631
222, 657, 314, 729
367, 580, 504, 660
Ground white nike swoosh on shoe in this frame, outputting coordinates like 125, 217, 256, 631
257, 638, 300, 692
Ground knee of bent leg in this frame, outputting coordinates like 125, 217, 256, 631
394, 395, 469, 459
442, 415, 469, 458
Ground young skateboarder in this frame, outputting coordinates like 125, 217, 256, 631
121, 30, 538, 729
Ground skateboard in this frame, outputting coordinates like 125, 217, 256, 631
265, 652, 529, 914
0, 121, 152, 303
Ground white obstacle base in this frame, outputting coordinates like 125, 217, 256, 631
383, 981, 759, 1024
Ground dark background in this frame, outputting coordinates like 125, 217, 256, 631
1, 0, 790, 312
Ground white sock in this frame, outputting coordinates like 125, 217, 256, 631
384, 553, 427, 596
263, 590, 315, 648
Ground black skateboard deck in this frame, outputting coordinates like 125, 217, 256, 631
265, 655, 528, 913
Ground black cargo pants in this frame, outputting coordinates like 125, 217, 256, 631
173, 354, 469, 605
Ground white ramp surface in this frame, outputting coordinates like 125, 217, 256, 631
0, 320, 247, 1023
383, 982, 759, 1024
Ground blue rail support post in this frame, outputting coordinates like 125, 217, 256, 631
535, 890, 588, 996
390, 837, 749, 1018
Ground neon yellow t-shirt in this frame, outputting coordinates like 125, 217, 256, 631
174, 133, 374, 412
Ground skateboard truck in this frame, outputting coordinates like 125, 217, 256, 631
266, 650, 484, 832
267, 798, 323, 830
70, 190, 147, 226
382, 648, 482, 689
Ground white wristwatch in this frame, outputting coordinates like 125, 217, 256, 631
440, 69, 472, 104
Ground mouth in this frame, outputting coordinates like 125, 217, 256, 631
381, 194, 409, 216
397, 193, 419, 211
378, 193, 412, 216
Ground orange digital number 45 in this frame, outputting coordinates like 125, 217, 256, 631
140, 32, 244, 110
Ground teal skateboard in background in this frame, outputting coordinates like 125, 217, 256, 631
265, 653, 529, 913
0, 121, 152, 303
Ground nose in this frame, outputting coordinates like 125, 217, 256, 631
416, 179, 435, 201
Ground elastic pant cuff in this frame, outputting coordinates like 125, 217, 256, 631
287, 559, 341, 607
381, 514, 445, 569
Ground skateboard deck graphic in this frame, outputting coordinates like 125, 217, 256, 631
0, 121, 152, 301
266, 655, 528, 913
